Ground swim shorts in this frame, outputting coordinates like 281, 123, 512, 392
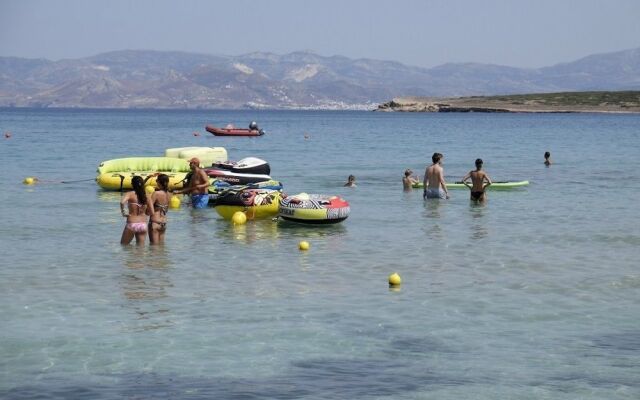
424, 188, 447, 199
191, 193, 210, 209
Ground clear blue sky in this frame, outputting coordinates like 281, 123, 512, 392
1, 0, 639, 68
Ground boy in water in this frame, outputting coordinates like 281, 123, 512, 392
462, 158, 492, 202
423, 153, 449, 199
344, 175, 356, 187
402, 169, 419, 191
544, 151, 552, 166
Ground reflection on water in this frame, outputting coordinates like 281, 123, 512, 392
469, 202, 488, 240
210, 218, 281, 245
423, 199, 443, 219
422, 200, 444, 240
276, 219, 347, 238
120, 246, 174, 331
96, 191, 123, 203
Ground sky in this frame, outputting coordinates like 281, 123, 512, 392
1, 0, 639, 68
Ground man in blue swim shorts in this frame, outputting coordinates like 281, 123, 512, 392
423, 152, 450, 200
173, 157, 211, 209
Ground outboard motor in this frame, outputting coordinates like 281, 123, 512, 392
249, 121, 258, 130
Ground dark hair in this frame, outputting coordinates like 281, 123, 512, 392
544, 151, 551, 159
475, 158, 483, 168
404, 169, 412, 176
157, 174, 169, 192
432, 153, 443, 164
348, 175, 355, 181
131, 176, 147, 205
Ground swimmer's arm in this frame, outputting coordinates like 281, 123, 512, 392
439, 171, 448, 195
483, 174, 492, 189
462, 172, 472, 189
120, 193, 129, 216
146, 193, 155, 215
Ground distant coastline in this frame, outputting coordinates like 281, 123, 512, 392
376, 91, 640, 113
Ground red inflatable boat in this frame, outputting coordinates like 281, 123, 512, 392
206, 125, 265, 137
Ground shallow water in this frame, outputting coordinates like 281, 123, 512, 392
1, 109, 639, 399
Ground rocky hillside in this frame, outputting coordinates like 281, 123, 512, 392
377, 91, 640, 113
0, 48, 639, 109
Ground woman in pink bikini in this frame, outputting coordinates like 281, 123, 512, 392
120, 176, 148, 245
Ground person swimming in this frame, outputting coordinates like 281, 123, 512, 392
344, 175, 356, 187
544, 151, 552, 166
402, 169, 419, 191
461, 158, 492, 203
120, 176, 148, 245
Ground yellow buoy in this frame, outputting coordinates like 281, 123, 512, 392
299, 240, 310, 251
169, 195, 181, 209
388, 272, 402, 286
232, 211, 247, 225
23, 177, 35, 185
145, 185, 155, 194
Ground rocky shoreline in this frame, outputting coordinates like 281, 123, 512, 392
376, 92, 640, 113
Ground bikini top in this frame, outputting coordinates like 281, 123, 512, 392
128, 201, 147, 216
154, 202, 169, 216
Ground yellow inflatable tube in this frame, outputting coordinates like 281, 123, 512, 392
96, 157, 190, 190
215, 201, 280, 220
215, 192, 282, 220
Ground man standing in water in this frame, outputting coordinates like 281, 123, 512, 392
174, 158, 210, 209
462, 158, 492, 202
423, 152, 450, 199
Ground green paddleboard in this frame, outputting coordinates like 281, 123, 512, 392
412, 180, 529, 190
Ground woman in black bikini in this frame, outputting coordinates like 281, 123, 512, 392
147, 174, 170, 244
462, 159, 492, 203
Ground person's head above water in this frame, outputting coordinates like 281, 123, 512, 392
475, 158, 483, 169
404, 169, 413, 177
544, 151, 551, 159
348, 174, 355, 182
432, 153, 443, 164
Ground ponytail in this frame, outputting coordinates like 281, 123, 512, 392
131, 176, 147, 205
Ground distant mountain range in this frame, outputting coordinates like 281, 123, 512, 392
1, 47, 639, 109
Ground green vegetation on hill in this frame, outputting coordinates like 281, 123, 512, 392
473, 91, 640, 108
378, 91, 640, 113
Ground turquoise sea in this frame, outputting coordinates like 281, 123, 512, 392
1, 108, 639, 399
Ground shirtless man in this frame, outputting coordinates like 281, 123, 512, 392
423, 153, 449, 199
462, 158, 492, 202
174, 158, 210, 209
402, 169, 419, 191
